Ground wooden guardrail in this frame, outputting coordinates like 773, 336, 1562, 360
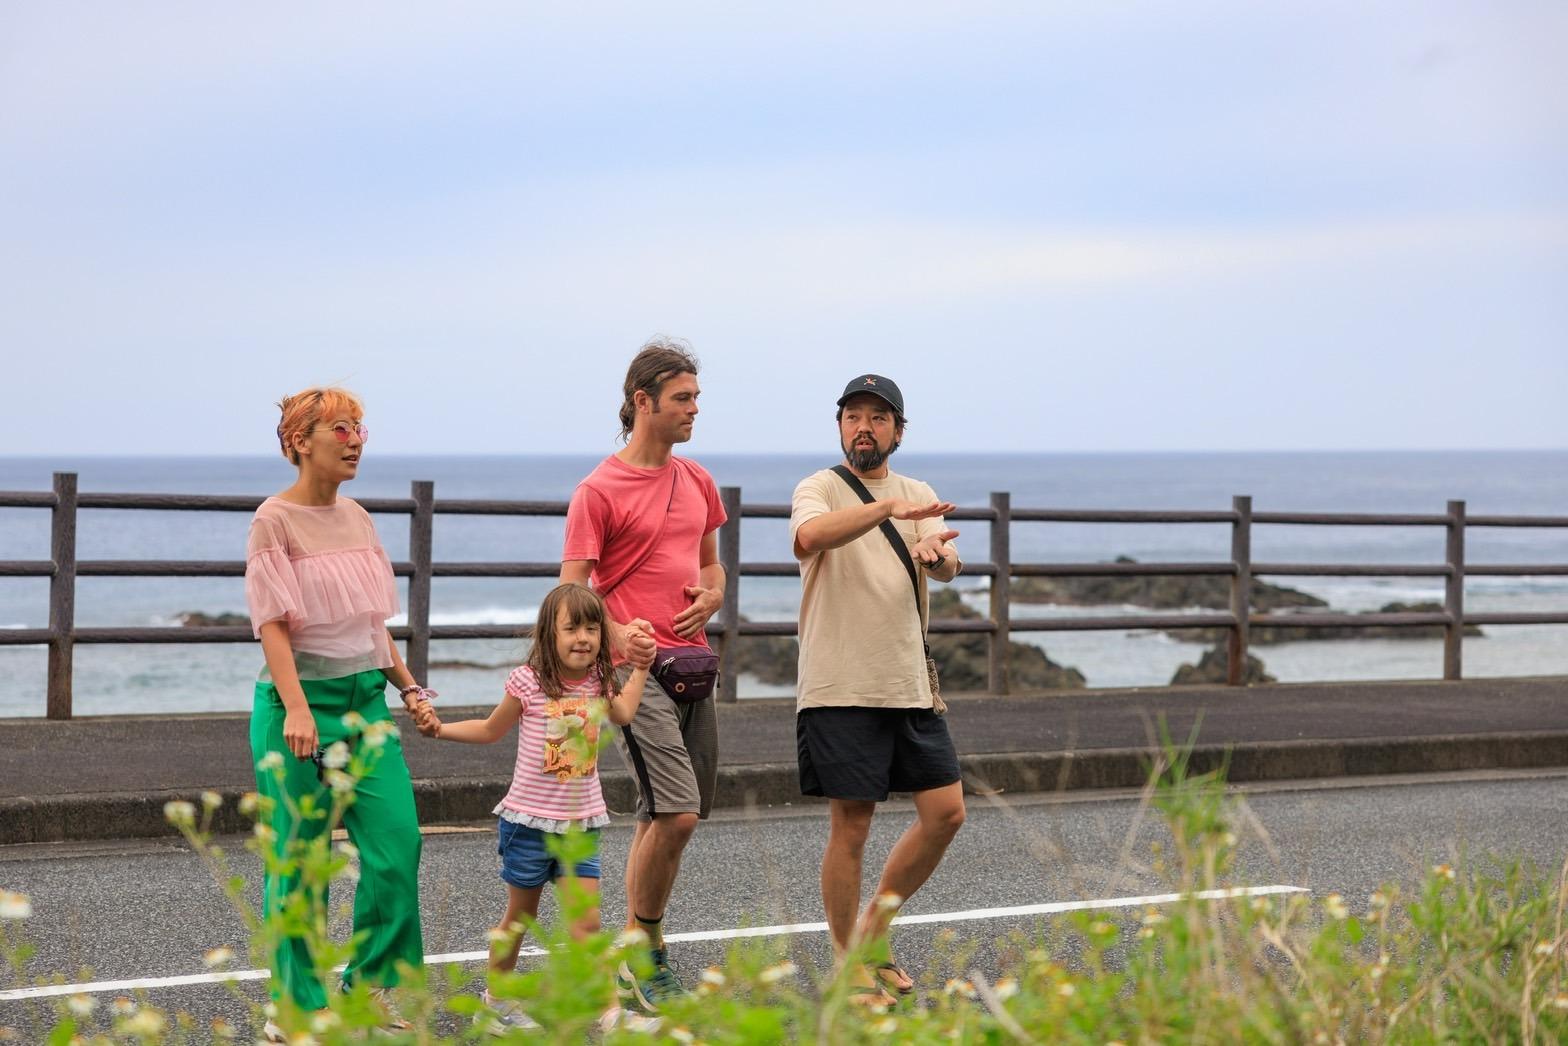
3, 473, 1566, 717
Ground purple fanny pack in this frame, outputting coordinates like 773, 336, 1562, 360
653, 645, 720, 704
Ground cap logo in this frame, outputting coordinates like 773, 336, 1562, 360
864, 377, 877, 386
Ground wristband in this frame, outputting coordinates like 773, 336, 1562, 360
399, 684, 437, 703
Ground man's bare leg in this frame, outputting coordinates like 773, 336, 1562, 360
856, 782, 966, 987
822, 799, 877, 953
624, 812, 698, 946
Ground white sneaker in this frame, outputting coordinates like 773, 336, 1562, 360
478, 988, 541, 1034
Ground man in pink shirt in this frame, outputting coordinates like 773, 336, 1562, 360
560, 338, 727, 1013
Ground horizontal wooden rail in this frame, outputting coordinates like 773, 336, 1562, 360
3, 474, 1566, 716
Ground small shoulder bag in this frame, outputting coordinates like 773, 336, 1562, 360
829, 466, 946, 714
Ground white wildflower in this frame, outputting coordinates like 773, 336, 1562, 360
66, 994, 95, 1017
944, 978, 976, 999
334, 841, 359, 862
340, 711, 367, 732
699, 966, 726, 987
874, 892, 903, 912
1553, 993, 1568, 1011
1324, 893, 1349, 920
163, 800, 196, 826
757, 960, 796, 985
668, 1028, 696, 1044
0, 891, 31, 920
253, 823, 276, 844
201, 791, 223, 812
320, 741, 350, 770
119, 1009, 166, 1036
1056, 981, 1076, 998
203, 946, 235, 968
310, 1010, 341, 1032
256, 751, 284, 772
238, 792, 261, 816
324, 769, 355, 794
1433, 863, 1456, 882
210, 1017, 238, 1039
872, 1016, 898, 1033
111, 997, 137, 1016
993, 977, 1019, 1000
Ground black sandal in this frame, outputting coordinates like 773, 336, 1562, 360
874, 961, 915, 996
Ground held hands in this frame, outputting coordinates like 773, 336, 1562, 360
672, 584, 722, 641
282, 707, 318, 759
613, 618, 657, 669
913, 528, 960, 567
414, 704, 442, 738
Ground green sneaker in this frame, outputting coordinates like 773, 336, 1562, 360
616, 948, 688, 1013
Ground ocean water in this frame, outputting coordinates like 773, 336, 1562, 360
1, 451, 1565, 717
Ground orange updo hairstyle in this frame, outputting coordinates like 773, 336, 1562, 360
275, 387, 364, 464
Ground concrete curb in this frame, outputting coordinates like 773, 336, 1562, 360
7, 730, 1568, 845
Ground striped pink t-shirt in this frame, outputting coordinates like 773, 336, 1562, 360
496, 665, 611, 823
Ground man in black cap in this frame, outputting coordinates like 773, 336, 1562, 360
788, 373, 965, 1006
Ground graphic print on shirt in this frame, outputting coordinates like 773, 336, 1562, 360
541, 696, 603, 782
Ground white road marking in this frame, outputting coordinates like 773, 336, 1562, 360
0, 885, 1306, 1002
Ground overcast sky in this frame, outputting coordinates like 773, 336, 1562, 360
2, 2, 1564, 456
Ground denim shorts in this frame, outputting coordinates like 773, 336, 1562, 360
497, 820, 602, 889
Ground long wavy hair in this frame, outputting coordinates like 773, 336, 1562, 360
527, 583, 615, 699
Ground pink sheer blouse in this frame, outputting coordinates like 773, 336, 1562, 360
244, 497, 400, 680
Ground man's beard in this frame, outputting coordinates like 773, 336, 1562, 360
843, 436, 896, 472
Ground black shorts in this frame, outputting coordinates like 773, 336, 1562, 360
797, 706, 961, 802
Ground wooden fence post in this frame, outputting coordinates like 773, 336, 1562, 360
1227, 495, 1252, 686
988, 491, 1011, 695
1444, 499, 1465, 681
718, 486, 742, 703
47, 472, 77, 719
407, 480, 434, 683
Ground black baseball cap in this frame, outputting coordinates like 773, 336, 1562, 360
836, 374, 904, 417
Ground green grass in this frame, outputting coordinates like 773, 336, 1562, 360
5, 744, 1568, 1044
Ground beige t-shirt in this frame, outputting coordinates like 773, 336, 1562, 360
789, 468, 957, 710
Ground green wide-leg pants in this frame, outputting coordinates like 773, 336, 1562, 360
250, 669, 424, 1011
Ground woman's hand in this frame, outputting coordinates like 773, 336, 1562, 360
283, 706, 318, 759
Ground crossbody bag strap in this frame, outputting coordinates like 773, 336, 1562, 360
829, 465, 927, 643
596, 466, 680, 601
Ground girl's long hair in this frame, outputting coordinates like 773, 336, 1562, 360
528, 583, 616, 699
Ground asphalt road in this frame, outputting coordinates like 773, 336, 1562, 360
3, 768, 1567, 1039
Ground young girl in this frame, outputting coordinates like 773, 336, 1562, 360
418, 582, 648, 1031
245, 387, 434, 1042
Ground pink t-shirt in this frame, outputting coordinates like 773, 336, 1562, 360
244, 497, 399, 680
561, 455, 727, 652
497, 665, 612, 822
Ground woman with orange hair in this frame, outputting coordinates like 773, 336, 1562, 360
244, 386, 431, 1039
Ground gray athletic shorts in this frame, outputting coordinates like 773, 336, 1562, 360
612, 668, 719, 821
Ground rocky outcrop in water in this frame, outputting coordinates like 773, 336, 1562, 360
1170, 643, 1276, 686
1009, 557, 1326, 611
724, 594, 1087, 692
1169, 601, 1483, 644
175, 611, 249, 627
